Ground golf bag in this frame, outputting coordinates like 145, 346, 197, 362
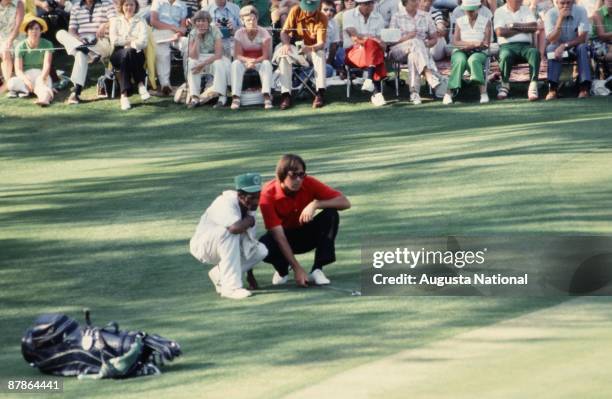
21, 311, 181, 379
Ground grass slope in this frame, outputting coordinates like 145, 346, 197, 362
0, 92, 610, 398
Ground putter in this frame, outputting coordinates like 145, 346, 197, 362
319, 284, 362, 296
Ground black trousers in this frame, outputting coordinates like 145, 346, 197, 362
110, 48, 146, 94
259, 208, 340, 276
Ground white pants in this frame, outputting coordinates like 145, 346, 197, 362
56, 30, 112, 87
8, 69, 53, 103
231, 59, 273, 97
390, 39, 440, 93
187, 55, 230, 97
278, 48, 326, 94
152, 29, 188, 87
190, 226, 268, 291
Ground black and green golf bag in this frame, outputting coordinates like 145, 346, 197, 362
21, 311, 181, 379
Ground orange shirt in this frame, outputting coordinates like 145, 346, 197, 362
282, 5, 328, 46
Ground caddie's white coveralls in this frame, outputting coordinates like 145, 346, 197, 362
189, 190, 268, 292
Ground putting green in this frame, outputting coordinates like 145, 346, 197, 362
285, 297, 612, 399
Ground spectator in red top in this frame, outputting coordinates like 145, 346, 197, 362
259, 154, 351, 287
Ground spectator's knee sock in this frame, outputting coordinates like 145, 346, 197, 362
74, 84, 82, 95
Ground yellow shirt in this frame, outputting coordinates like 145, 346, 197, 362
282, 4, 327, 46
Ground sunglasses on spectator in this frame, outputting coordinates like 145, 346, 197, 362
287, 171, 307, 179
322, 7, 335, 11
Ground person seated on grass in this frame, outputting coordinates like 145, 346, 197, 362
389, 0, 442, 105
275, 0, 328, 110
0, 0, 24, 92
591, 0, 612, 67
544, 0, 591, 99
442, 0, 491, 104
189, 173, 268, 300
186, 10, 230, 108
56, 0, 116, 104
7, 15, 54, 106
494, 0, 540, 100
207, 0, 241, 57
259, 154, 351, 287
150, 0, 188, 96
419, 0, 451, 61
230, 5, 273, 110
343, 0, 388, 106
109, 0, 151, 110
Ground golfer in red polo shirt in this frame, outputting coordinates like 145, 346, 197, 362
259, 154, 351, 287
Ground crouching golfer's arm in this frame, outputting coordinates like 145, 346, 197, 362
269, 226, 310, 286
299, 195, 351, 224
227, 214, 255, 234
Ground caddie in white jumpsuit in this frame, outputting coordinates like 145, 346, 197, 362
189, 173, 268, 299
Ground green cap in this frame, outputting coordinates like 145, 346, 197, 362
461, 0, 481, 11
235, 173, 262, 193
300, 0, 320, 13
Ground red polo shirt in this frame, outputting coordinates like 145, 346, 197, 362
260, 176, 341, 230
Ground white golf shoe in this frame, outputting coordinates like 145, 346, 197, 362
208, 266, 222, 294
442, 93, 453, 105
221, 288, 252, 300
309, 269, 330, 285
272, 271, 289, 285
480, 93, 490, 104
120, 96, 131, 110
138, 84, 151, 101
370, 92, 386, 107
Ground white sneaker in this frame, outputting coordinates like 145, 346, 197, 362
410, 92, 422, 105
208, 266, 222, 294
370, 92, 386, 107
309, 269, 330, 285
221, 288, 252, 299
361, 78, 375, 92
442, 93, 453, 105
480, 93, 490, 104
138, 85, 150, 101
120, 96, 131, 110
7, 91, 18, 98
272, 271, 289, 285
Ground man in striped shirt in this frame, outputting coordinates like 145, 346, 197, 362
56, 0, 116, 104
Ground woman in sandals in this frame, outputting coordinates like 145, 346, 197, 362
7, 15, 54, 106
443, 0, 491, 104
186, 10, 230, 109
230, 5, 273, 109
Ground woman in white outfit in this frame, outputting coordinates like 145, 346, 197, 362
230, 5, 273, 110
8, 15, 54, 106
186, 9, 230, 108
389, 0, 442, 104
109, 0, 151, 110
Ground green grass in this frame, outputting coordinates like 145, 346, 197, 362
0, 88, 611, 398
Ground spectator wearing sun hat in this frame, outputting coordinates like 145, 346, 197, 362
189, 173, 268, 300
442, 0, 491, 104
7, 14, 54, 106
275, 0, 329, 109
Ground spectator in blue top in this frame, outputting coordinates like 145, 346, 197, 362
207, 0, 241, 56
151, 0, 188, 95
544, 0, 591, 99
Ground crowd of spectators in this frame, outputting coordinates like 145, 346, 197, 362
0, 0, 610, 108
